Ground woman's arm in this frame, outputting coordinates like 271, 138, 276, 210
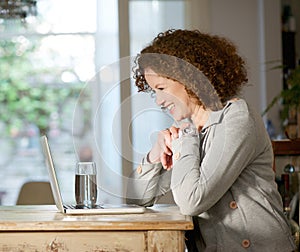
126, 126, 177, 206
126, 159, 171, 206
171, 110, 257, 216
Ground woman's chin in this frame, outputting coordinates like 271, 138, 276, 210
172, 114, 185, 122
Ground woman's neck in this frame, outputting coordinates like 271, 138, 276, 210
191, 105, 211, 131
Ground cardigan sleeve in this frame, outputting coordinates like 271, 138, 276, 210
171, 109, 257, 216
126, 157, 172, 206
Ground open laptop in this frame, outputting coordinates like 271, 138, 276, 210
40, 135, 145, 214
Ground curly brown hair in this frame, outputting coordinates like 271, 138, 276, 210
133, 29, 248, 110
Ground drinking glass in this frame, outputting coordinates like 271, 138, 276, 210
75, 161, 97, 207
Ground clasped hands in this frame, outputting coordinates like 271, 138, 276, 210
147, 126, 180, 171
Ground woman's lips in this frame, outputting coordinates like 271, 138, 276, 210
160, 103, 175, 113
167, 104, 175, 113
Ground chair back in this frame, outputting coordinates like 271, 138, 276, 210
16, 181, 55, 205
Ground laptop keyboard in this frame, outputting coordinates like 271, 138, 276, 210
64, 204, 104, 209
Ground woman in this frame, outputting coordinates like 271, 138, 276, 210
126, 29, 296, 251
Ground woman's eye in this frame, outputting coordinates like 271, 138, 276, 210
157, 87, 164, 91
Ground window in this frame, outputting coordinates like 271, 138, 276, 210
0, 0, 189, 205
0, 0, 97, 205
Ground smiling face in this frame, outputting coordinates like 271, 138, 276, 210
144, 68, 198, 122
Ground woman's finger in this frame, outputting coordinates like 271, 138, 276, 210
169, 126, 179, 139
163, 128, 173, 149
161, 151, 173, 169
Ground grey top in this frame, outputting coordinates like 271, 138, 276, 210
126, 99, 296, 251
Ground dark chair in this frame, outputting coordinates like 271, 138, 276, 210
16, 181, 55, 205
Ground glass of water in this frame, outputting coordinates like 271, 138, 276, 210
75, 161, 97, 207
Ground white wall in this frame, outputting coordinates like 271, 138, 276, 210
263, 0, 282, 135
190, 0, 282, 135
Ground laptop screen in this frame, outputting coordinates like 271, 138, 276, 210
40, 135, 66, 212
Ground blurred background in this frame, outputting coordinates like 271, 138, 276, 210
0, 0, 299, 207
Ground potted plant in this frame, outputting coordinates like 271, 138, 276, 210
263, 65, 300, 140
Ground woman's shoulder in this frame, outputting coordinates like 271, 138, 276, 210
225, 98, 248, 111
224, 99, 266, 134
223, 98, 258, 126
205, 99, 256, 130
222, 98, 249, 118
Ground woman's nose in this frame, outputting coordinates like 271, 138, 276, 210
155, 92, 165, 106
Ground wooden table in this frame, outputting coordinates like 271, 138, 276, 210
272, 139, 300, 172
272, 139, 300, 156
0, 204, 193, 252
